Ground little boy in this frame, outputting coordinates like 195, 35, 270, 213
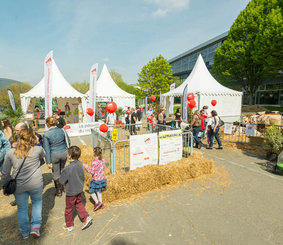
59, 146, 92, 231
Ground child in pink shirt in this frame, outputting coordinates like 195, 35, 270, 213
83, 147, 107, 211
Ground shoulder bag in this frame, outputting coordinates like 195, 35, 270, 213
63, 129, 70, 148
3, 157, 27, 195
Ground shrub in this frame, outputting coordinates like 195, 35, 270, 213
264, 126, 283, 154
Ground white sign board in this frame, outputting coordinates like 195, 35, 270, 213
159, 130, 182, 165
246, 124, 255, 136
130, 133, 158, 170
224, 123, 233, 134
65, 122, 99, 137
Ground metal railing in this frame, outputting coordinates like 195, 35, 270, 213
220, 123, 283, 146
91, 122, 194, 174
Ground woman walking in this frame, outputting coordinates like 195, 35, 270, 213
1, 129, 45, 239
43, 117, 70, 197
174, 108, 182, 128
191, 110, 203, 149
207, 110, 223, 150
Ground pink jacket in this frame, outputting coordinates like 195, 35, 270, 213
85, 158, 105, 181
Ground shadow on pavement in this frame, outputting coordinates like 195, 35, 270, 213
111, 238, 136, 245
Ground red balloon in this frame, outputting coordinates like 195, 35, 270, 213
150, 95, 156, 102
99, 124, 108, 133
101, 111, 105, 117
187, 93, 195, 101
58, 109, 61, 114
211, 99, 217, 106
106, 102, 117, 113
86, 108, 94, 116
126, 109, 130, 115
188, 99, 196, 109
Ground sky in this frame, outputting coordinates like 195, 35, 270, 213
0, 0, 250, 86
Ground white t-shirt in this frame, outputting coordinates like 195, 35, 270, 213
211, 116, 219, 129
107, 113, 116, 125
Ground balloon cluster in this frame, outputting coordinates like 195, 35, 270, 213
187, 93, 196, 109
147, 115, 153, 124
150, 95, 156, 102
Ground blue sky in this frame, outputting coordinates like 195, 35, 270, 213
0, 0, 250, 85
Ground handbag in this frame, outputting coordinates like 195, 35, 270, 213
63, 129, 70, 148
3, 158, 26, 195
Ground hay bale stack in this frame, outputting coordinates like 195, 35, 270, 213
79, 145, 214, 205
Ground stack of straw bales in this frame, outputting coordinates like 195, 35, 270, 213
79, 145, 214, 204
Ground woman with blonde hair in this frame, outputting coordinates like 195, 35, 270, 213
43, 117, 70, 197
1, 128, 45, 239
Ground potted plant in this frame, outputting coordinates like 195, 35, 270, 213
264, 126, 283, 161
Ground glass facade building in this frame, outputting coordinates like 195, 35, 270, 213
169, 32, 283, 106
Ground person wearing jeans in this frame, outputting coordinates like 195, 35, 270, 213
14, 186, 43, 237
207, 110, 223, 150
191, 110, 203, 149
1, 129, 45, 239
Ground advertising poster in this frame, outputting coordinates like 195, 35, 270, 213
89, 63, 98, 122
44, 50, 53, 120
130, 133, 158, 170
224, 123, 233, 134
182, 85, 188, 123
7, 89, 16, 111
65, 122, 99, 137
169, 83, 175, 114
246, 124, 255, 136
159, 130, 182, 165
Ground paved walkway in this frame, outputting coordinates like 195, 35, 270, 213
1, 147, 283, 245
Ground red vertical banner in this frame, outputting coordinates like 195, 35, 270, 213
89, 63, 98, 122
44, 51, 53, 121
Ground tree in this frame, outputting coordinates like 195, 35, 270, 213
137, 55, 173, 99
172, 76, 183, 88
212, 0, 283, 105
109, 70, 138, 96
0, 83, 32, 108
71, 81, 89, 94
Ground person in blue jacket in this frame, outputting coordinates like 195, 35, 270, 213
43, 117, 70, 197
0, 130, 11, 172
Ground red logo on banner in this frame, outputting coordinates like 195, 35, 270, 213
45, 57, 52, 64
91, 68, 97, 73
65, 125, 71, 130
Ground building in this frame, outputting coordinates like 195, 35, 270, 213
169, 32, 283, 106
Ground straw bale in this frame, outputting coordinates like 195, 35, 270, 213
79, 145, 215, 206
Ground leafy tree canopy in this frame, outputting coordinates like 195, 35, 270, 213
71, 81, 89, 94
0, 83, 32, 108
109, 70, 138, 96
137, 55, 173, 99
212, 0, 283, 104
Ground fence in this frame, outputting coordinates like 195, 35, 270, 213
91, 123, 193, 174
220, 123, 283, 146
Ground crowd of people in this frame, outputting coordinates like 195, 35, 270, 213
0, 113, 107, 239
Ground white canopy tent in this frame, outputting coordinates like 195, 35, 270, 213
85, 64, 135, 109
162, 54, 242, 122
20, 59, 87, 122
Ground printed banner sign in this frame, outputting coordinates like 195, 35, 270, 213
130, 133, 158, 170
169, 83, 175, 114
159, 130, 182, 165
44, 51, 53, 120
65, 122, 99, 137
182, 84, 188, 123
7, 89, 16, 111
145, 96, 148, 115
246, 124, 255, 136
89, 63, 98, 122
224, 123, 233, 134
111, 128, 118, 141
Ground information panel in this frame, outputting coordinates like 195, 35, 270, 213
159, 130, 182, 165
65, 122, 99, 137
130, 133, 158, 170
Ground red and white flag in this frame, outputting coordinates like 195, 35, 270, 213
89, 63, 98, 122
44, 51, 53, 121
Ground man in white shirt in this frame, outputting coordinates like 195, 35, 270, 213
106, 112, 116, 139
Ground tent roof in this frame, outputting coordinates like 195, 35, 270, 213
86, 64, 135, 98
163, 54, 242, 97
20, 60, 85, 98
